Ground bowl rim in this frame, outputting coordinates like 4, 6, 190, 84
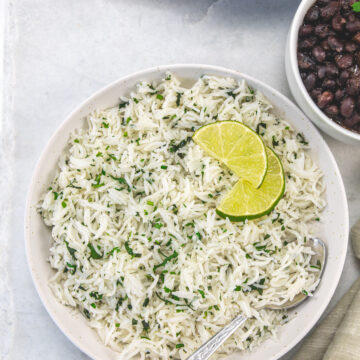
25, 63, 349, 360
288, 0, 360, 142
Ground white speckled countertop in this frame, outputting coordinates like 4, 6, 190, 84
1, 0, 360, 359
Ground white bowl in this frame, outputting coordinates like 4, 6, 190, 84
25, 64, 349, 360
285, 0, 360, 145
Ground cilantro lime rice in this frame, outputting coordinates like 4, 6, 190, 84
39, 74, 325, 359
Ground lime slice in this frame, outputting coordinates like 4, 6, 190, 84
193, 121, 267, 188
216, 147, 285, 221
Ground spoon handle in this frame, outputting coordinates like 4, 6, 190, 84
186, 314, 248, 360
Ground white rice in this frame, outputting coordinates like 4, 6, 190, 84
39, 73, 325, 359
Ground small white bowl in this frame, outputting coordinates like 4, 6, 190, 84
285, 0, 360, 144
25, 64, 349, 360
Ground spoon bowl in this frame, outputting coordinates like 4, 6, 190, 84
187, 237, 327, 360
267, 237, 326, 310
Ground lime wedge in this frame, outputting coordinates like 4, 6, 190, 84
216, 147, 285, 221
193, 121, 267, 188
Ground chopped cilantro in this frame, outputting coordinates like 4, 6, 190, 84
142, 320, 150, 331
64, 240, 77, 260
153, 251, 178, 271
65, 262, 77, 275
119, 101, 129, 109
87, 243, 103, 259
124, 241, 141, 258
176, 92, 182, 106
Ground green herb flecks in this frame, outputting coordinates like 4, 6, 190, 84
83, 308, 91, 319
65, 262, 77, 275
64, 240, 77, 260
256, 122, 267, 135
115, 296, 127, 311
107, 247, 120, 257
248, 278, 266, 295
89, 291, 103, 300
92, 172, 105, 188
119, 101, 129, 109
87, 243, 103, 259
272, 136, 279, 147
297, 132, 308, 145
142, 320, 150, 331
124, 241, 141, 258
176, 92, 182, 106
153, 251, 178, 271
169, 137, 191, 153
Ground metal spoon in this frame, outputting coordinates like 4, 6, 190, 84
187, 237, 326, 360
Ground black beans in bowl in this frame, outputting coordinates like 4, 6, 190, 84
298, 0, 360, 133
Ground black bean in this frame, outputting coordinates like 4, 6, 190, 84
315, 24, 331, 38
323, 78, 337, 89
297, 0, 360, 133
299, 24, 314, 38
344, 112, 360, 128
311, 88, 322, 101
328, 36, 344, 52
335, 88, 345, 101
346, 75, 360, 96
348, 13, 357, 23
298, 52, 316, 69
339, 70, 350, 86
346, 20, 360, 33
321, 39, 331, 51
317, 91, 334, 108
345, 41, 358, 53
340, 97, 355, 117
324, 105, 339, 116
317, 65, 327, 79
353, 32, 360, 44
312, 46, 326, 62
332, 14, 346, 32
306, 6, 320, 22
299, 37, 317, 49
320, 1, 339, 20
304, 73, 317, 91
325, 63, 339, 78
335, 54, 353, 69
340, 0, 354, 13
